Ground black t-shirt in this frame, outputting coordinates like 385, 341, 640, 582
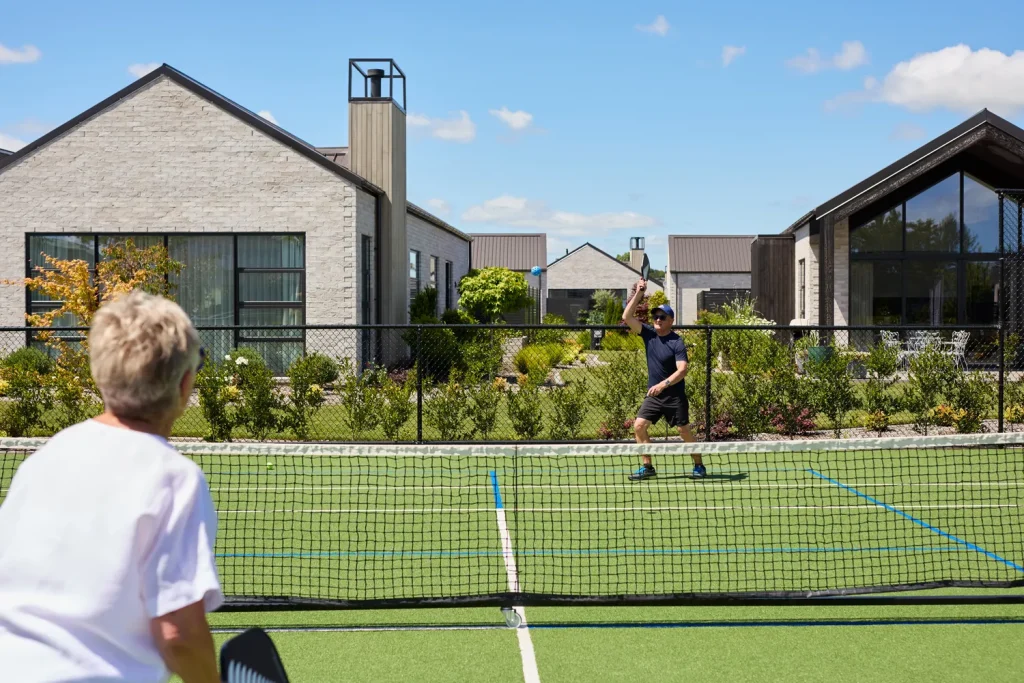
639, 324, 688, 398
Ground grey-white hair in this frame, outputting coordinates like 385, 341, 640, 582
89, 290, 200, 421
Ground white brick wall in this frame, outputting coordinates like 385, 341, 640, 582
674, 272, 752, 324
0, 76, 375, 346
793, 224, 818, 324
834, 218, 850, 326
547, 246, 663, 293
405, 211, 470, 318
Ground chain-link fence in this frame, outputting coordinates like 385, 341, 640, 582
0, 322, 1013, 443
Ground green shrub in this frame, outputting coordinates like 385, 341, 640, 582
379, 371, 416, 441
906, 343, 958, 434
337, 358, 382, 438
647, 290, 669, 309
507, 378, 544, 440
303, 352, 339, 386
280, 354, 329, 439
514, 345, 553, 385
410, 287, 439, 320
547, 377, 589, 440
948, 371, 995, 434
47, 365, 100, 433
467, 378, 505, 439
862, 342, 901, 435
528, 313, 569, 346
0, 361, 53, 437
230, 349, 282, 440
592, 350, 647, 439
601, 331, 644, 352
424, 376, 471, 441
2, 347, 54, 375
805, 343, 859, 438
195, 355, 239, 441
404, 317, 460, 381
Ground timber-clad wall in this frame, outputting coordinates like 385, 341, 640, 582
750, 235, 795, 325
349, 101, 407, 325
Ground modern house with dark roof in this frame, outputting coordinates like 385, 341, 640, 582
0, 149, 12, 157
752, 109, 1024, 348
666, 235, 754, 323
469, 233, 547, 321
0, 60, 471, 370
546, 239, 663, 322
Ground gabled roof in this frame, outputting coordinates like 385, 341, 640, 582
547, 242, 664, 286
0, 64, 382, 197
0, 148, 12, 156
782, 109, 1024, 233
470, 233, 546, 271
408, 202, 471, 242
668, 235, 753, 272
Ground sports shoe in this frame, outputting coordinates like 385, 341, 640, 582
692, 464, 707, 479
629, 465, 656, 481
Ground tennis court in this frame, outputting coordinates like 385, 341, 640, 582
3, 433, 1024, 681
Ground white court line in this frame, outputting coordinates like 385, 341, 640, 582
212, 625, 507, 633
218, 503, 1020, 515
208, 481, 1024, 492
492, 475, 541, 683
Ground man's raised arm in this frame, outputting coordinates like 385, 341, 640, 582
621, 279, 647, 334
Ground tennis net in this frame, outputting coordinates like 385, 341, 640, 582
1, 433, 1023, 608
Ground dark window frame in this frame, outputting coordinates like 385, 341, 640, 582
25, 232, 307, 360
848, 170, 1002, 328
798, 258, 806, 319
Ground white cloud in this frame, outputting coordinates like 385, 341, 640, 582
462, 195, 657, 236
257, 110, 278, 125
890, 122, 928, 141
407, 111, 476, 143
0, 44, 41, 65
489, 107, 533, 131
787, 41, 868, 74
830, 45, 1024, 116
722, 45, 746, 67
128, 63, 160, 78
636, 15, 670, 37
425, 199, 451, 217
0, 133, 27, 151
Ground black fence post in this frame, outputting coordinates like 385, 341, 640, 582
416, 324, 424, 443
999, 194, 1006, 433
704, 325, 713, 441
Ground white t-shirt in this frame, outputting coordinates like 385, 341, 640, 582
0, 419, 223, 682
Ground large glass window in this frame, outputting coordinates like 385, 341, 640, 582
28, 233, 305, 375
905, 261, 958, 325
851, 261, 902, 326
409, 250, 420, 304
966, 261, 1000, 325
851, 207, 902, 253
905, 174, 960, 252
798, 259, 806, 318
445, 261, 453, 310
963, 175, 1000, 253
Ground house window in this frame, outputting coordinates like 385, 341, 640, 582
444, 261, 454, 310
798, 259, 806, 319
27, 233, 305, 374
409, 249, 420, 304
361, 236, 372, 324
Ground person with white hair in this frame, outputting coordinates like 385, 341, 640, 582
0, 290, 223, 683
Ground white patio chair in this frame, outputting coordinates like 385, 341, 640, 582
947, 330, 970, 369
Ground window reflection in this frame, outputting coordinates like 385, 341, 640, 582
906, 174, 960, 252
851, 207, 902, 253
963, 175, 1000, 253
905, 261, 957, 325
851, 261, 902, 326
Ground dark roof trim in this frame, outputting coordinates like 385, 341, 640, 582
0, 148, 12, 157
469, 232, 547, 237
781, 210, 815, 235
547, 242, 664, 287
0, 65, 384, 197
811, 109, 1024, 221
407, 203, 471, 243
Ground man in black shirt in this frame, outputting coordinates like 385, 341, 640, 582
621, 278, 705, 481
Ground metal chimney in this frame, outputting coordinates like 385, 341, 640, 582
367, 69, 384, 98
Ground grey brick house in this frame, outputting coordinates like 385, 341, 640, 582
0, 60, 470, 370
665, 235, 753, 324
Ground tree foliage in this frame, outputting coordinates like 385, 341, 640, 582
457, 267, 532, 322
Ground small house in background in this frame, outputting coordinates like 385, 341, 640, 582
546, 238, 663, 323
468, 233, 547, 323
666, 235, 754, 324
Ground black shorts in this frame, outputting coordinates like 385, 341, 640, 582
637, 392, 689, 427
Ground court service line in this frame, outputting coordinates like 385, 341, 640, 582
207, 481, 1024, 492
806, 469, 1024, 573
490, 470, 541, 683
217, 503, 1019, 514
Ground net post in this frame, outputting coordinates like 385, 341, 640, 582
415, 324, 424, 443
999, 193, 1006, 433
704, 325, 713, 440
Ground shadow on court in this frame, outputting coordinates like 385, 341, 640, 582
654, 473, 749, 482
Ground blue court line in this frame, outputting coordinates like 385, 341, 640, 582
489, 470, 503, 509
807, 469, 1024, 574
207, 466, 798, 477
526, 618, 1024, 630
216, 546, 961, 559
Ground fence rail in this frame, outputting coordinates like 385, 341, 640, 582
0, 322, 1016, 445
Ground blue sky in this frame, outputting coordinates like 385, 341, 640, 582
3, 0, 1024, 269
